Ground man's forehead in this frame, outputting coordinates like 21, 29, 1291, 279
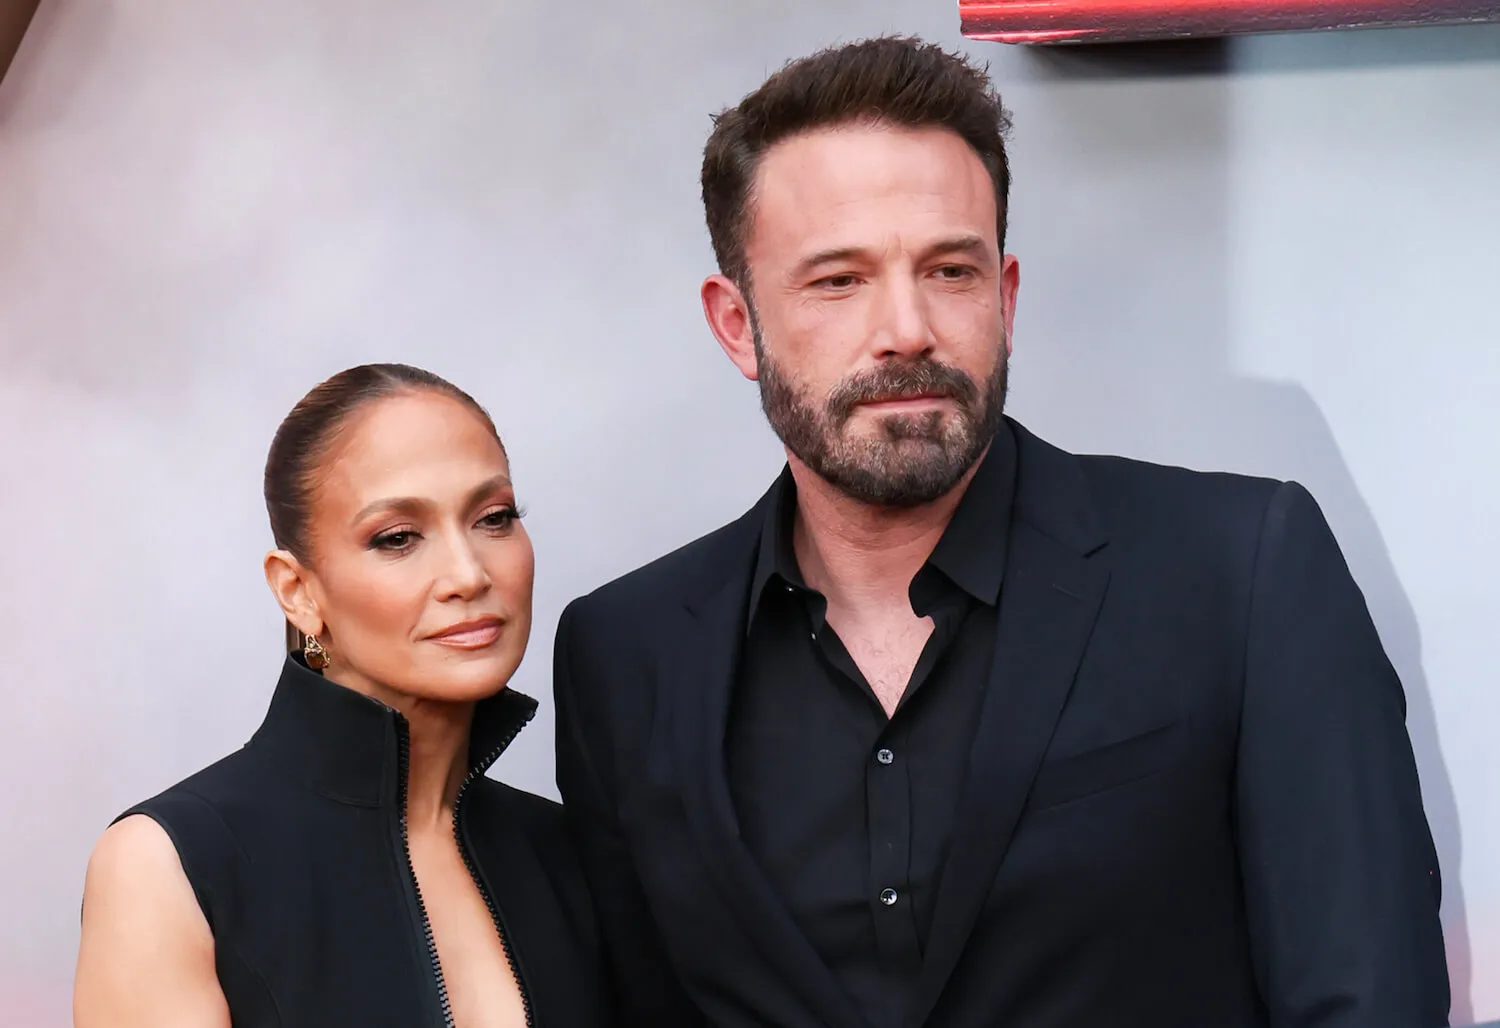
753, 126, 991, 215
747, 130, 997, 267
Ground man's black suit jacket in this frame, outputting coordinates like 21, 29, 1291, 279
553, 418, 1449, 1028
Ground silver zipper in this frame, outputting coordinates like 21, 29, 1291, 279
395, 719, 458, 1027
455, 733, 536, 1028
394, 712, 537, 1028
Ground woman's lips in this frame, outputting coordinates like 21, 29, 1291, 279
427, 616, 503, 649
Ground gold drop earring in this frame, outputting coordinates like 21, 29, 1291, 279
303, 633, 330, 670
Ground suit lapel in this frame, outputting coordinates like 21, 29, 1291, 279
904, 425, 1111, 1028
673, 514, 868, 1028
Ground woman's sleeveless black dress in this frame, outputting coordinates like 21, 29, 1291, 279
120, 654, 616, 1027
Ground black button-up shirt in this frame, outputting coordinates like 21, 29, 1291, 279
726, 424, 1017, 1028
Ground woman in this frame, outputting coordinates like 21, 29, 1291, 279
74, 364, 615, 1027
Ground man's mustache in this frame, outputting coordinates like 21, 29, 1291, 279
827, 360, 978, 423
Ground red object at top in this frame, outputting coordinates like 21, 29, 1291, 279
958, 0, 1500, 44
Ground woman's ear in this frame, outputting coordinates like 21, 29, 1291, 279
264, 549, 322, 638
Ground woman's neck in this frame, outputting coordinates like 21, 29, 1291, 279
324, 666, 475, 833
400, 698, 475, 832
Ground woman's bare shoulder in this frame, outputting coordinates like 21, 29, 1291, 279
74, 815, 230, 1027
87, 814, 186, 885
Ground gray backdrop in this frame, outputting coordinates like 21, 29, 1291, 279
1, 2, 1495, 1023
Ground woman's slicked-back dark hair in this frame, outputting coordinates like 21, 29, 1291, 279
264, 363, 502, 560
701, 35, 1013, 290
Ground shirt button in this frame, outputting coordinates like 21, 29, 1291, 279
880, 888, 899, 906
876, 748, 895, 765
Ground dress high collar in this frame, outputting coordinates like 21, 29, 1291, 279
245, 653, 538, 806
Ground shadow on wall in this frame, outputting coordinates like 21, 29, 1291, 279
998, 22, 1495, 1024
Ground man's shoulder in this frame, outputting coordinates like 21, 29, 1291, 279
1085, 450, 1290, 541
1076, 449, 1283, 509
563, 507, 758, 627
1043, 442, 1331, 586
1015, 422, 1295, 544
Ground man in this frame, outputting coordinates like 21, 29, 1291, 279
554, 35, 1449, 1028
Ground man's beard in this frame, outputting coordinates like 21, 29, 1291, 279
752, 318, 1009, 508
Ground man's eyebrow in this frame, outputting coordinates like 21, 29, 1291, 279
792, 236, 992, 279
924, 235, 989, 260
792, 245, 869, 278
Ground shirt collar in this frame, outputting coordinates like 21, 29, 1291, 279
746, 420, 1017, 633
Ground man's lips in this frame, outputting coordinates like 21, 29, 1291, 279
857, 392, 952, 407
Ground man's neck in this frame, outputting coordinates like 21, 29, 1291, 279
786, 448, 985, 612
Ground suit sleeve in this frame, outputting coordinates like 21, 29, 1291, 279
1236, 481, 1449, 1027
553, 599, 707, 1028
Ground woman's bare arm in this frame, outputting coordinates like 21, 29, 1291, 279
74, 814, 232, 1028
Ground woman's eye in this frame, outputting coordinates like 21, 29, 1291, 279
372, 531, 417, 551
479, 507, 520, 530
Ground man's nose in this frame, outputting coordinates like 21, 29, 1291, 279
873, 275, 937, 359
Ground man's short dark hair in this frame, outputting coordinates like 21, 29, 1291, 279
701, 35, 1013, 289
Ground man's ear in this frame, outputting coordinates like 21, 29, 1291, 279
264, 549, 323, 638
1000, 254, 1020, 357
701, 274, 760, 381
